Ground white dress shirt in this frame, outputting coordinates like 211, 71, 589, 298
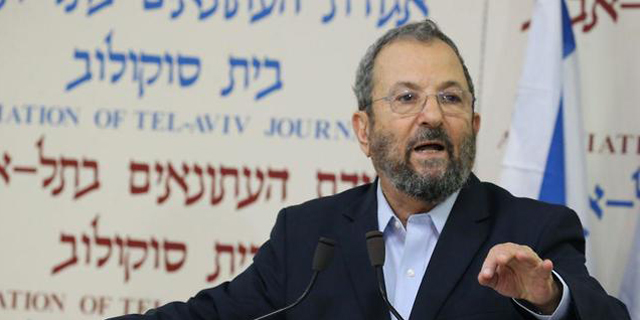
376, 184, 570, 320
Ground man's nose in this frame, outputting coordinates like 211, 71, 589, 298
416, 94, 444, 127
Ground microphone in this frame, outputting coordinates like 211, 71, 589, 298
252, 237, 336, 320
365, 230, 406, 320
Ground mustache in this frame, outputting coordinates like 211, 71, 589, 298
405, 127, 454, 157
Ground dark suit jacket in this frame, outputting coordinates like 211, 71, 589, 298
111, 174, 629, 320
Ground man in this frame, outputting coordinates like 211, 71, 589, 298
110, 19, 629, 320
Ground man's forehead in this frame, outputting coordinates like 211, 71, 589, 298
372, 38, 467, 92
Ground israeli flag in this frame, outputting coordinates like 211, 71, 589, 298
500, 0, 592, 269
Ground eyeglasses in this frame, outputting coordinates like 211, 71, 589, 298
370, 87, 474, 116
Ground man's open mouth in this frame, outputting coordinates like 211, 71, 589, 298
413, 141, 446, 152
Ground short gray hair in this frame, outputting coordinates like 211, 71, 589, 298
353, 19, 475, 115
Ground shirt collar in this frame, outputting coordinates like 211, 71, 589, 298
376, 181, 460, 235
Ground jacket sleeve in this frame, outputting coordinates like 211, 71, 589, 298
106, 209, 290, 320
536, 206, 630, 320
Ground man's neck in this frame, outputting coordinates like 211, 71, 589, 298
378, 178, 437, 226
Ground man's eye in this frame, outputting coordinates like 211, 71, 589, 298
439, 92, 463, 104
395, 92, 418, 103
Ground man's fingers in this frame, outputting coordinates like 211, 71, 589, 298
478, 266, 497, 287
479, 254, 498, 284
514, 249, 541, 268
480, 244, 518, 277
479, 256, 499, 282
479, 250, 516, 287
478, 243, 550, 288
541, 259, 554, 273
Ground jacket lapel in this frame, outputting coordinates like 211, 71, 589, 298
336, 180, 391, 320
409, 174, 492, 320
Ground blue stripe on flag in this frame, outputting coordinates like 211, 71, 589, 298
562, 0, 576, 57
540, 0, 574, 205
539, 100, 566, 205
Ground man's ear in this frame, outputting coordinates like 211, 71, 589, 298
352, 111, 371, 157
472, 112, 481, 136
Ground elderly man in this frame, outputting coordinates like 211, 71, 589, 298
109, 19, 629, 320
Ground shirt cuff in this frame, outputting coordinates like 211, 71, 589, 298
512, 270, 571, 320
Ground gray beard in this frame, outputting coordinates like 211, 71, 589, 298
370, 126, 476, 205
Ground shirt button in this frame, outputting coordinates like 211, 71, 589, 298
406, 269, 415, 278
394, 220, 402, 229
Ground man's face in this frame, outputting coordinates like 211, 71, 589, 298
354, 39, 480, 203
